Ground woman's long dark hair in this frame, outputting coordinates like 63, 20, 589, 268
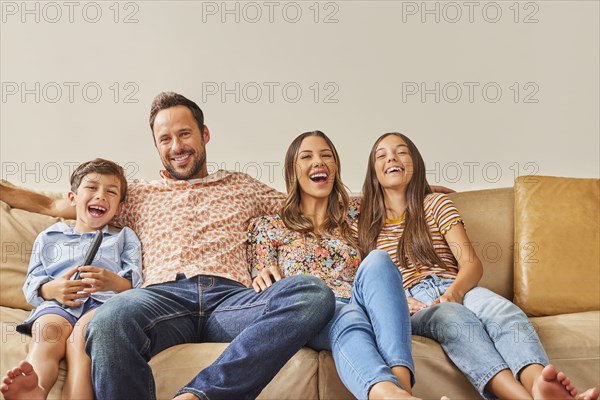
357, 132, 445, 270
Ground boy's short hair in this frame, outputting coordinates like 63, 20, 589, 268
70, 158, 128, 202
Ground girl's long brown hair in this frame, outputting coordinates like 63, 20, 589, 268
280, 131, 357, 249
357, 132, 445, 270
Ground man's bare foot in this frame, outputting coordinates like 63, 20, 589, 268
577, 388, 600, 400
532, 364, 578, 399
0, 360, 46, 400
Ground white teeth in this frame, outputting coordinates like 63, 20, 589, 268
386, 167, 402, 174
173, 154, 189, 162
310, 173, 328, 179
89, 205, 106, 212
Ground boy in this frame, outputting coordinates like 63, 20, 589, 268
0, 158, 143, 400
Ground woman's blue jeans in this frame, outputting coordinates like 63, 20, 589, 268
307, 250, 415, 399
408, 275, 549, 399
85, 273, 335, 400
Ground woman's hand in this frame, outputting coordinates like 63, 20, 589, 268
78, 266, 132, 293
252, 265, 283, 293
407, 297, 427, 315
39, 266, 90, 307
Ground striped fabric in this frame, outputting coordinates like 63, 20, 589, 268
351, 193, 463, 290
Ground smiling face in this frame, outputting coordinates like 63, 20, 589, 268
373, 134, 414, 190
294, 135, 337, 201
153, 105, 210, 180
68, 173, 123, 232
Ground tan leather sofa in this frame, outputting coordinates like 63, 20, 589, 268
1, 176, 598, 399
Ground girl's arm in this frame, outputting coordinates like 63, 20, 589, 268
434, 223, 483, 304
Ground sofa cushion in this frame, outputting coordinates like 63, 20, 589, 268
531, 311, 600, 390
149, 344, 320, 399
514, 176, 600, 316
0, 201, 66, 310
449, 188, 514, 300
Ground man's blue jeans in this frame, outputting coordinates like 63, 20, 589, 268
408, 275, 549, 399
85, 273, 335, 400
307, 250, 415, 399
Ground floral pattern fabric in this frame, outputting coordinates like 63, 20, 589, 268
248, 214, 360, 299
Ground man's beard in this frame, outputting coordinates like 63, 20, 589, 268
165, 151, 205, 180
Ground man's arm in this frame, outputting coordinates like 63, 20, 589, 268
0, 183, 75, 219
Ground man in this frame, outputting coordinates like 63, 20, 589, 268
1, 92, 336, 400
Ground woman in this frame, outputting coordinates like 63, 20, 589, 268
357, 132, 599, 400
248, 131, 423, 400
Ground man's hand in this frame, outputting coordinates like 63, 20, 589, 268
252, 265, 283, 293
78, 266, 132, 293
407, 297, 427, 315
39, 266, 90, 307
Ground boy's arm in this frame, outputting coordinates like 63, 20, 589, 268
0, 183, 75, 219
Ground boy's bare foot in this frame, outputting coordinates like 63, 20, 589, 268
532, 364, 578, 399
0, 360, 46, 400
577, 388, 600, 400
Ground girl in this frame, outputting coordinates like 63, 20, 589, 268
249, 131, 424, 400
357, 132, 599, 400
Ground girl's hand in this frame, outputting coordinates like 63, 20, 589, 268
252, 265, 283, 293
432, 289, 464, 305
39, 266, 90, 307
407, 297, 427, 315
77, 266, 132, 293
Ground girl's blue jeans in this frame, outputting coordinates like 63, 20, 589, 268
408, 274, 549, 399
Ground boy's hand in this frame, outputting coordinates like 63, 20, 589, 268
39, 266, 90, 307
77, 266, 132, 293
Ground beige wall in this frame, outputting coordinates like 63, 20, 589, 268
1, 1, 598, 193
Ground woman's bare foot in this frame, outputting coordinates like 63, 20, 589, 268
0, 360, 46, 400
369, 380, 422, 399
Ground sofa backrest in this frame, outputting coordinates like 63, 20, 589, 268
449, 187, 515, 300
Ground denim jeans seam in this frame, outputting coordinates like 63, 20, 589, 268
475, 363, 510, 394
332, 340, 370, 396
212, 300, 269, 312
386, 358, 416, 386
141, 311, 198, 333
176, 387, 209, 400
363, 375, 400, 399
512, 358, 549, 381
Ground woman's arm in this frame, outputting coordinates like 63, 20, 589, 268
0, 183, 75, 219
434, 223, 483, 304
247, 216, 284, 292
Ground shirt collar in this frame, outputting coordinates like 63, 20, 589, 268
47, 222, 114, 236
159, 169, 229, 184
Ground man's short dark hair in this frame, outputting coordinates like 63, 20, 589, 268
70, 158, 128, 202
149, 92, 204, 138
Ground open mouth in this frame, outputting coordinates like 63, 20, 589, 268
309, 171, 329, 183
88, 205, 107, 218
385, 166, 404, 175
171, 153, 192, 165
